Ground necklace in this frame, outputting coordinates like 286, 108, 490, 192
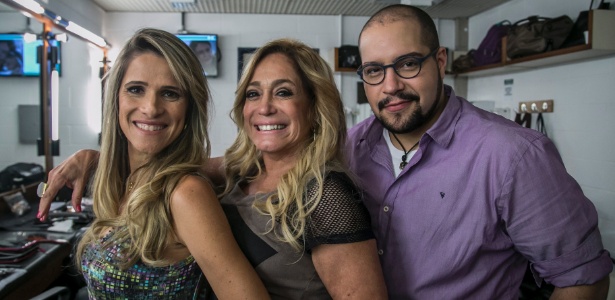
390, 132, 420, 170
127, 172, 137, 192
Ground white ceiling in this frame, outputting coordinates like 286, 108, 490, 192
88, 0, 510, 19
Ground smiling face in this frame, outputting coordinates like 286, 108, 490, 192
193, 42, 213, 64
359, 19, 447, 134
119, 52, 188, 167
242, 53, 312, 160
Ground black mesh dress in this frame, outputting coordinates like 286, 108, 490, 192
220, 171, 374, 300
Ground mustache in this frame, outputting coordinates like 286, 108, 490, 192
377, 92, 420, 111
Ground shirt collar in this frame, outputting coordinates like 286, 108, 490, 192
424, 84, 462, 149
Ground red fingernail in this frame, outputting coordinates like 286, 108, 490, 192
36, 211, 42, 219
75, 205, 82, 212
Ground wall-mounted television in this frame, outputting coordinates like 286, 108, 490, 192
0, 33, 61, 77
176, 33, 219, 77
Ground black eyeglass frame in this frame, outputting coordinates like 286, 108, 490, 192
356, 47, 439, 85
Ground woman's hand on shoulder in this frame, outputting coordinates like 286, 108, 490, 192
203, 156, 225, 186
170, 175, 270, 300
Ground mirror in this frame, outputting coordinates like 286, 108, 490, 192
0, 2, 104, 175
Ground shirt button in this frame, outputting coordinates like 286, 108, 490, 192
383, 206, 389, 212
378, 249, 384, 255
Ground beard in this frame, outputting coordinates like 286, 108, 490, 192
375, 71, 443, 134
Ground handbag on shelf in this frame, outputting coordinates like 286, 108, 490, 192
452, 50, 475, 73
561, 0, 607, 48
472, 20, 511, 66
560, 10, 589, 49
506, 15, 574, 59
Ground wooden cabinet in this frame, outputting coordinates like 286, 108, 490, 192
455, 9, 615, 77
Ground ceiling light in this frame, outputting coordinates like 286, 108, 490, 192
54, 32, 68, 43
65, 21, 106, 48
23, 32, 37, 42
12, 0, 44, 14
2, 0, 108, 48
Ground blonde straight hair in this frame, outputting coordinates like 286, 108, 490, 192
223, 38, 350, 250
76, 28, 211, 268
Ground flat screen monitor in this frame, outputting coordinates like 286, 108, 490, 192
177, 33, 219, 77
0, 33, 61, 77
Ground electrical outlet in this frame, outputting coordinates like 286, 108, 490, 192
519, 99, 554, 113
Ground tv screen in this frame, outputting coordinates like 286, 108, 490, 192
177, 33, 219, 77
0, 33, 61, 77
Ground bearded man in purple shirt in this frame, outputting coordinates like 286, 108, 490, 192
347, 4, 612, 299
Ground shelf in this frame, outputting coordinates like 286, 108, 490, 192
454, 9, 615, 78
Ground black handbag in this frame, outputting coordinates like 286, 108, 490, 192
0, 162, 44, 193
506, 15, 574, 59
561, 0, 607, 48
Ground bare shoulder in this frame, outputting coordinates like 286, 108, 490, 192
171, 174, 217, 205
170, 174, 227, 245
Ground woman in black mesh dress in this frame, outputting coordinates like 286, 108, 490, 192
218, 38, 387, 299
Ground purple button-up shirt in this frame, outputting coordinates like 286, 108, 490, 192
346, 85, 612, 299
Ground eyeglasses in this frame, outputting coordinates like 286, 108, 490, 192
357, 48, 439, 85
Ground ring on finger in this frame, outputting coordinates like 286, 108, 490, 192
37, 182, 48, 197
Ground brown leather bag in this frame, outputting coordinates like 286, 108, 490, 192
506, 15, 574, 59
452, 50, 475, 73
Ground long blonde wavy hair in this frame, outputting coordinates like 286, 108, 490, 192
76, 28, 211, 268
223, 38, 349, 251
